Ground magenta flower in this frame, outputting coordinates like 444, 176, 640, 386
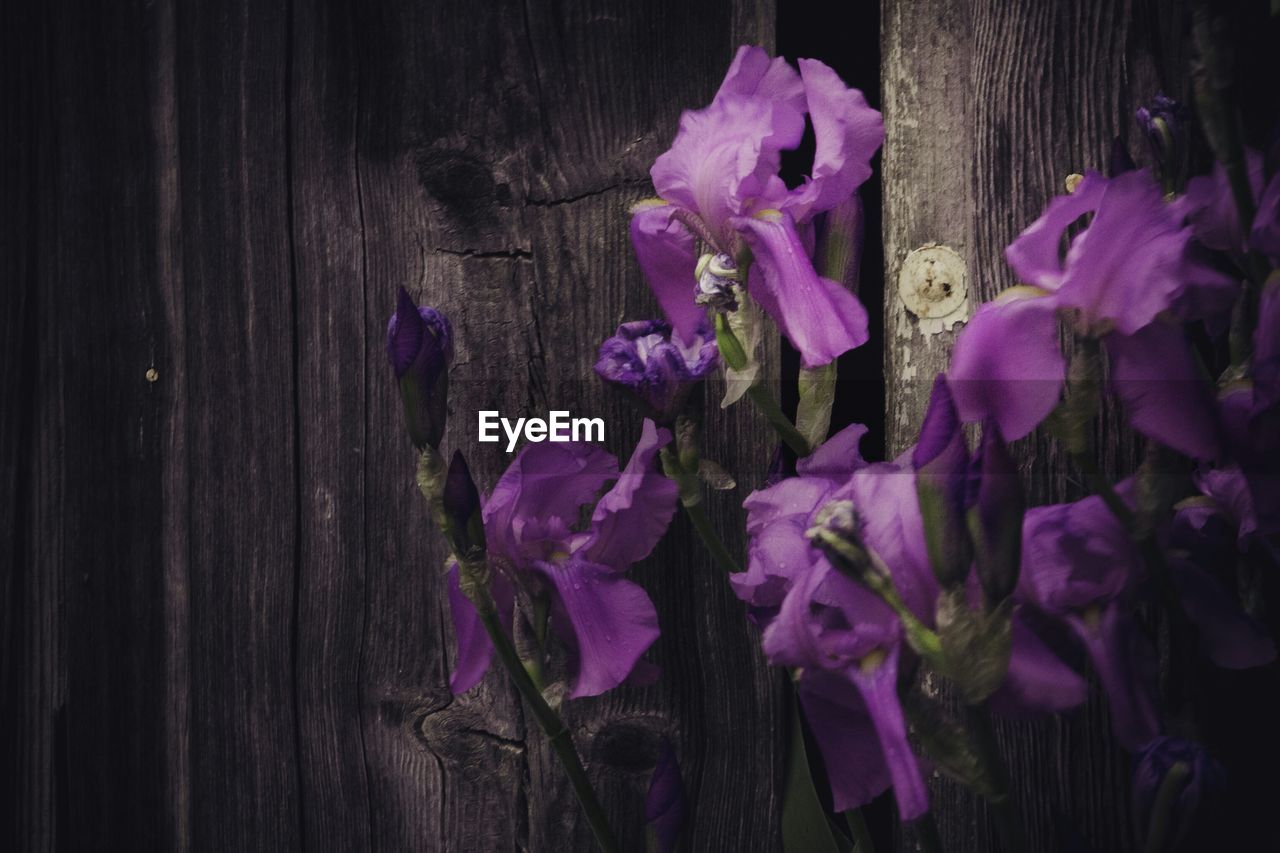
446, 420, 678, 697
387, 287, 453, 449
632, 45, 883, 367
594, 319, 718, 423
734, 423, 1085, 818
1177, 147, 1270, 257
949, 169, 1231, 458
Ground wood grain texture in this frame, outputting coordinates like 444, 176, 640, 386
4, 1, 783, 850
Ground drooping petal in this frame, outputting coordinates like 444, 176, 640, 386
1106, 321, 1221, 460
783, 59, 884, 221
532, 557, 660, 697
587, 419, 678, 568
949, 289, 1066, 440
652, 95, 805, 238
732, 209, 870, 367
1169, 556, 1276, 669
797, 671, 893, 812
1068, 604, 1161, 751
847, 647, 930, 821
1020, 495, 1138, 613
1005, 172, 1108, 289
990, 614, 1088, 716
483, 442, 619, 562
446, 561, 492, 694
445, 565, 515, 695
629, 203, 706, 346
715, 44, 805, 115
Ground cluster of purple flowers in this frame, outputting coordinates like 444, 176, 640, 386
388, 42, 1280, 849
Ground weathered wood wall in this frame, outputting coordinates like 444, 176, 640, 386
1, 1, 787, 850
883, 1, 1280, 851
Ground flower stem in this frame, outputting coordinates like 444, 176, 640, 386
682, 499, 743, 574
474, 593, 620, 853
963, 703, 1027, 853
747, 383, 812, 457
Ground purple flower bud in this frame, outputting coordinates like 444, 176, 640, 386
644, 739, 687, 853
1136, 94, 1189, 185
913, 374, 973, 588
1131, 736, 1226, 852
594, 319, 718, 423
442, 451, 484, 557
387, 287, 453, 449
966, 419, 1024, 604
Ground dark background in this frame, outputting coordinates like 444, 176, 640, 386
3, 0, 1279, 850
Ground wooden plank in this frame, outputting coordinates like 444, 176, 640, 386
882, 1, 1195, 850
174, 1, 302, 848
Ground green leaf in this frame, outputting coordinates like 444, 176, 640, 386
783, 691, 854, 853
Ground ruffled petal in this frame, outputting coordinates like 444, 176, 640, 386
1170, 557, 1276, 669
990, 614, 1088, 717
1005, 171, 1108, 289
483, 442, 619, 561
532, 557, 660, 697
1056, 170, 1190, 334
1106, 321, 1221, 460
714, 45, 805, 115
587, 419, 678, 568
652, 95, 805, 237
795, 421, 869, 482
629, 204, 706, 346
797, 671, 892, 812
783, 59, 884, 221
948, 289, 1066, 440
732, 210, 870, 367
1020, 495, 1138, 612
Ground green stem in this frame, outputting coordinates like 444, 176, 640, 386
682, 499, 742, 574
474, 593, 620, 853
747, 383, 812, 457
843, 809, 876, 852
1143, 760, 1191, 853
963, 704, 1026, 853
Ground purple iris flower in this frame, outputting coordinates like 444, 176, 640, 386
734, 423, 1086, 819
1019, 484, 1275, 751
387, 287, 453, 450
632, 45, 883, 367
948, 169, 1233, 459
594, 319, 718, 423
446, 419, 678, 697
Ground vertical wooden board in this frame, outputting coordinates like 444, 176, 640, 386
883, 1, 1196, 851
288, 0, 375, 849
0, 3, 58, 850
174, 2, 302, 849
